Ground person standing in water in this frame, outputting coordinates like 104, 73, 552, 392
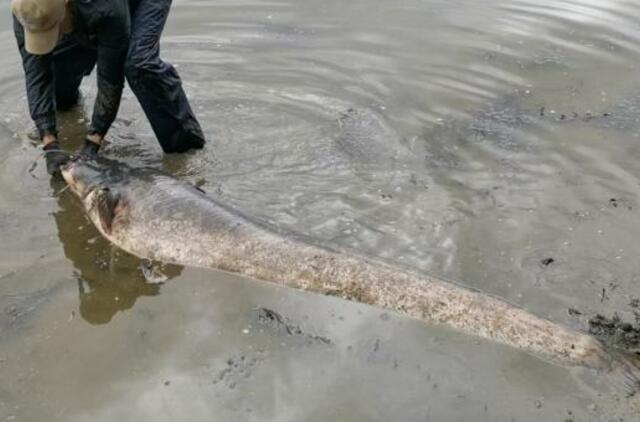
125, 0, 205, 154
12, 0, 205, 176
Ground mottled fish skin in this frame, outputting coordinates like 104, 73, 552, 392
61, 157, 639, 391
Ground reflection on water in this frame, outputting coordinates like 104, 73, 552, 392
52, 178, 183, 324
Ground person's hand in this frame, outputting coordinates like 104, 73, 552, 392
43, 141, 70, 176
80, 136, 101, 160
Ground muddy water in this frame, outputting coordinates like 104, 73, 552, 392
1, 0, 640, 420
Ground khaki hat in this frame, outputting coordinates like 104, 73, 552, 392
12, 0, 66, 55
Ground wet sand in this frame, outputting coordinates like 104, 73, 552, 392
0, 265, 616, 421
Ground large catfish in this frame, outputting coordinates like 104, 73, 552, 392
61, 157, 640, 393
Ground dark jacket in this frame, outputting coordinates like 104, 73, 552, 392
13, 0, 130, 138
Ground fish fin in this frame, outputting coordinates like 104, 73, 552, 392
606, 350, 640, 398
95, 188, 121, 235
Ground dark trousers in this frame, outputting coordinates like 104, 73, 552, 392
53, 36, 97, 112
126, 0, 205, 153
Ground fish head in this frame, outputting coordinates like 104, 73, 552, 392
62, 157, 103, 198
60, 157, 123, 194
61, 156, 129, 197
61, 157, 129, 235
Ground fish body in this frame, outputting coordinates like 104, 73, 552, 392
61, 157, 639, 391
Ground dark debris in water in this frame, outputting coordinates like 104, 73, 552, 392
254, 308, 332, 346
588, 314, 640, 353
540, 257, 555, 267
567, 308, 583, 317
538, 106, 611, 123
608, 197, 634, 211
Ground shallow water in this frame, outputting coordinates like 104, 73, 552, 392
1, 0, 640, 420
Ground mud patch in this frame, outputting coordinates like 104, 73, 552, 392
588, 314, 640, 353
253, 308, 332, 346
213, 350, 268, 390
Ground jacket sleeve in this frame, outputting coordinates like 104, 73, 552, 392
13, 15, 57, 139
89, 1, 130, 137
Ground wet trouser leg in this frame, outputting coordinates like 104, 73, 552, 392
126, 0, 205, 153
53, 36, 98, 111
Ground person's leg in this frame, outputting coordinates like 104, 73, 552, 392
126, 0, 205, 153
52, 35, 98, 111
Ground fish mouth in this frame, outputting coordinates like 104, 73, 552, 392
60, 158, 76, 189
60, 159, 79, 194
